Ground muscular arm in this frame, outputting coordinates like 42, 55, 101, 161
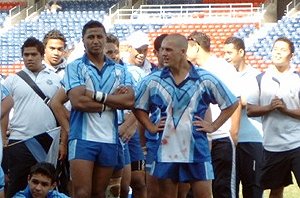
133, 108, 166, 134
69, 86, 135, 112
50, 88, 70, 135
133, 109, 155, 133
1, 95, 13, 146
194, 101, 239, 133
104, 86, 135, 110
68, 86, 105, 112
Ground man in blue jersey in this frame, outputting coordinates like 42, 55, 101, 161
134, 33, 238, 198
63, 20, 135, 198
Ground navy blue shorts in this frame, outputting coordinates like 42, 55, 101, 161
260, 146, 300, 189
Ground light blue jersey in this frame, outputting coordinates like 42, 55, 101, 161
238, 66, 263, 143
63, 54, 133, 144
135, 65, 237, 163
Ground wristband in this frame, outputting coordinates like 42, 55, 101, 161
100, 93, 107, 103
101, 104, 106, 112
95, 91, 104, 102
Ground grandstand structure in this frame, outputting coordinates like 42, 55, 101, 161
0, 0, 299, 75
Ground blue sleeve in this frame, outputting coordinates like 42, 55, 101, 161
63, 60, 86, 92
1, 84, 9, 101
134, 77, 151, 111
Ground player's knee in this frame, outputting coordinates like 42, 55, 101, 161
106, 177, 121, 198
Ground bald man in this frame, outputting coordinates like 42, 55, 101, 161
133, 34, 238, 198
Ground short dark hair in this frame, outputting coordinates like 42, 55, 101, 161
29, 162, 57, 184
153, 34, 168, 51
43, 29, 67, 49
82, 20, 106, 38
224, 36, 245, 51
106, 33, 119, 47
21, 37, 45, 56
188, 31, 210, 52
273, 37, 294, 54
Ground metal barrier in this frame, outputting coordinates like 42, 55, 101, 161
110, 3, 263, 24
287, 0, 300, 12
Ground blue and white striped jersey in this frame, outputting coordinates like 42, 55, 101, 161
135, 65, 237, 163
63, 54, 133, 143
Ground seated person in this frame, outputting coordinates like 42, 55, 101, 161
13, 162, 69, 198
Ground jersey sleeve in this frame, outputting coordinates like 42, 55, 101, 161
134, 77, 151, 112
63, 61, 86, 92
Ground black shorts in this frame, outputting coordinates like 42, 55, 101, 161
260, 146, 300, 189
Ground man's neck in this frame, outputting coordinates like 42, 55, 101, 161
274, 64, 290, 74
237, 60, 247, 72
87, 53, 105, 70
195, 51, 210, 67
170, 60, 190, 85
44, 59, 62, 69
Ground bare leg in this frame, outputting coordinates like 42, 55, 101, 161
120, 164, 131, 198
269, 187, 284, 198
70, 159, 94, 198
191, 180, 212, 198
146, 173, 159, 198
178, 183, 190, 198
91, 165, 115, 198
158, 179, 178, 198
131, 170, 147, 198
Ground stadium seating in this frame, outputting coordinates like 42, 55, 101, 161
0, 9, 107, 75
59, 0, 118, 11
1, 0, 300, 75
247, 15, 300, 69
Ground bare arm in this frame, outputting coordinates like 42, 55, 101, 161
1, 95, 13, 146
194, 101, 239, 133
246, 96, 283, 117
68, 86, 105, 112
104, 86, 135, 110
133, 109, 166, 133
274, 97, 300, 120
69, 86, 135, 112
49, 88, 71, 160
119, 112, 138, 141
230, 99, 242, 145
50, 88, 70, 137
1, 95, 13, 119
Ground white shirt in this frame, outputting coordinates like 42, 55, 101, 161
201, 56, 240, 140
4, 67, 61, 140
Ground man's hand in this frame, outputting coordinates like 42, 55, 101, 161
148, 116, 166, 133
113, 86, 129, 95
193, 115, 217, 133
271, 96, 286, 113
58, 143, 67, 161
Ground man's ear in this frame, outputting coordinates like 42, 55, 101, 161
27, 175, 31, 182
50, 182, 57, 190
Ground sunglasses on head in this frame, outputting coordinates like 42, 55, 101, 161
187, 37, 200, 46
